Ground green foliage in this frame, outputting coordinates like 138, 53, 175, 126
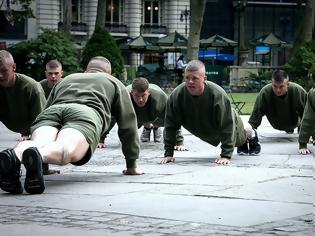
9, 0, 35, 22
284, 40, 315, 91
7, 29, 80, 80
127, 66, 137, 80
247, 69, 272, 91
80, 25, 124, 78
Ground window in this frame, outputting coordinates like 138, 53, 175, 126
144, 0, 160, 25
106, 0, 123, 23
59, 0, 84, 22
0, 11, 26, 39
72, 0, 83, 22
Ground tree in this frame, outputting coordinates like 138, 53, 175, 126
284, 41, 315, 91
186, 0, 207, 61
7, 29, 80, 80
95, 0, 106, 28
292, 0, 315, 55
80, 25, 124, 78
1, 0, 34, 23
237, 0, 249, 65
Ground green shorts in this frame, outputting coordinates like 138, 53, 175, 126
233, 109, 247, 147
31, 103, 103, 165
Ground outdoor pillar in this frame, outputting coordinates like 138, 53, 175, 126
125, 0, 142, 66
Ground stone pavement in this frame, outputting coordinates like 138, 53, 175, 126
0, 116, 314, 236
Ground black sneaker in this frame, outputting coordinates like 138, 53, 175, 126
237, 141, 249, 155
0, 149, 23, 194
248, 131, 261, 155
22, 147, 45, 194
140, 127, 151, 142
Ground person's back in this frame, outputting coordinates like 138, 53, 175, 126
0, 56, 142, 195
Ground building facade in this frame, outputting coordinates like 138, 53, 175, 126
0, 0, 190, 65
201, 0, 308, 66
0, 0, 311, 67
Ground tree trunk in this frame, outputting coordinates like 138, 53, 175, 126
292, 0, 315, 54
95, 0, 107, 28
238, 0, 249, 66
186, 0, 206, 61
62, 0, 72, 32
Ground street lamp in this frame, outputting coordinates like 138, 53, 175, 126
180, 6, 190, 36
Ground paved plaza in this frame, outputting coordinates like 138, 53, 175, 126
0, 116, 314, 235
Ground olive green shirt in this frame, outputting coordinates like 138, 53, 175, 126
0, 73, 46, 136
249, 82, 307, 131
164, 82, 243, 159
299, 88, 315, 148
127, 84, 166, 127
103, 83, 184, 145
47, 72, 139, 167
39, 79, 52, 99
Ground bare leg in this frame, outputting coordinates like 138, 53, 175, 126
39, 128, 89, 165
14, 126, 59, 161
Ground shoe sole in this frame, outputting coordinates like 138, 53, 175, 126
23, 148, 45, 194
0, 150, 23, 194
249, 152, 260, 155
237, 152, 248, 155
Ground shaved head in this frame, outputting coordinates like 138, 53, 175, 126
0, 50, 14, 66
86, 56, 112, 74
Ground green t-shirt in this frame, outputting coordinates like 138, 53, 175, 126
0, 73, 46, 135
48, 72, 140, 164
39, 79, 52, 99
126, 83, 167, 127
164, 81, 243, 158
249, 82, 307, 131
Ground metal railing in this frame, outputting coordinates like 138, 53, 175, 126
105, 22, 128, 34
140, 24, 168, 35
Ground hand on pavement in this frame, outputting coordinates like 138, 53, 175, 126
214, 157, 231, 165
174, 145, 188, 151
160, 156, 175, 164
299, 148, 312, 155
17, 135, 30, 141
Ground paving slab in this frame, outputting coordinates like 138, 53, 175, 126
0, 116, 314, 235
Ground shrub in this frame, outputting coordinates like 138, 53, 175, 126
7, 29, 80, 80
80, 25, 124, 78
284, 41, 315, 91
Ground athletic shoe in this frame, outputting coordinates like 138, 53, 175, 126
153, 127, 162, 142
140, 127, 151, 142
237, 141, 249, 155
0, 149, 23, 194
23, 147, 45, 194
248, 130, 261, 155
